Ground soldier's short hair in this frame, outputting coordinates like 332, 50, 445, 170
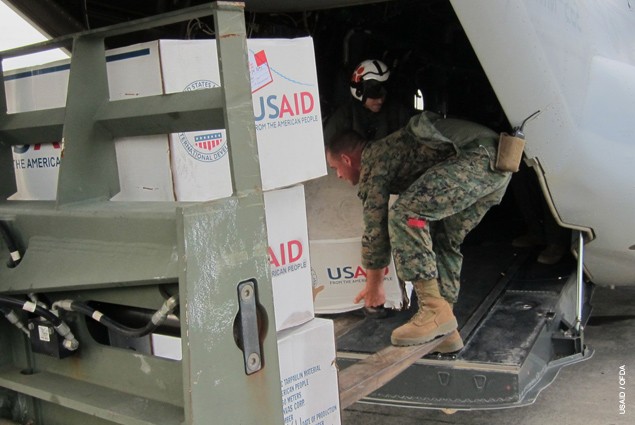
326, 129, 367, 155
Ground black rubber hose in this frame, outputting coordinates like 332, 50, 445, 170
0, 295, 62, 326
0, 222, 21, 268
70, 301, 165, 338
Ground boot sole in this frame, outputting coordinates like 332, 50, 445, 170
391, 317, 458, 347
434, 337, 465, 354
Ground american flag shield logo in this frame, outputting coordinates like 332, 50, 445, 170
194, 133, 223, 151
178, 81, 228, 163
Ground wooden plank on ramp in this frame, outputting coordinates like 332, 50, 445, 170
338, 335, 448, 409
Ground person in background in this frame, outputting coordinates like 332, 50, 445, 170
511, 162, 571, 264
325, 112, 511, 349
323, 59, 412, 145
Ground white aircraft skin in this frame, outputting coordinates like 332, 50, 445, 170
450, 0, 635, 287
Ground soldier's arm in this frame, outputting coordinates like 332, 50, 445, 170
360, 189, 392, 271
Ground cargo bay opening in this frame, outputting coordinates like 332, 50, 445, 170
0, 1, 593, 423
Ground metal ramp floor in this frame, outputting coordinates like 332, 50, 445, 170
331, 241, 593, 410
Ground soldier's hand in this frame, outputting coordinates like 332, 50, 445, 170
354, 268, 386, 307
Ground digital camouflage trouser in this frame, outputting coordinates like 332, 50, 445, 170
388, 138, 511, 303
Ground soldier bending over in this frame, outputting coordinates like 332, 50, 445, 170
325, 112, 511, 350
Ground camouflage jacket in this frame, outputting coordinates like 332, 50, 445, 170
357, 111, 498, 269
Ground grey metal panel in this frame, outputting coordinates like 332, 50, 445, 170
178, 195, 284, 425
0, 203, 180, 293
95, 89, 226, 138
56, 36, 119, 205
214, 5, 262, 195
177, 4, 283, 421
0, 236, 178, 293
0, 367, 184, 425
0, 108, 65, 146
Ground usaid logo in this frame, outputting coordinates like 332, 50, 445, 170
253, 91, 315, 121
178, 80, 228, 163
268, 240, 308, 277
326, 265, 390, 283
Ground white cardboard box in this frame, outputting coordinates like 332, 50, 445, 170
162, 37, 326, 201
158, 40, 232, 201
106, 43, 175, 202
4, 59, 69, 200
4, 37, 327, 201
265, 185, 314, 332
4, 43, 176, 201
278, 318, 341, 425
152, 318, 341, 425
305, 169, 407, 314
310, 237, 406, 314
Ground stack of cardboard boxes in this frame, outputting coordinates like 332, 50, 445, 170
4, 37, 341, 424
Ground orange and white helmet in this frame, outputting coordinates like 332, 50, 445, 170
349, 59, 390, 101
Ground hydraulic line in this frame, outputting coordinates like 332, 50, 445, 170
0, 306, 30, 336
53, 294, 179, 338
0, 295, 61, 326
0, 221, 22, 268
0, 295, 78, 350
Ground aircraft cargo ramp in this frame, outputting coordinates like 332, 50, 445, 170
332, 216, 593, 411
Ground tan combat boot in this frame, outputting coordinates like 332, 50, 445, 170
391, 278, 458, 346
434, 303, 464, 354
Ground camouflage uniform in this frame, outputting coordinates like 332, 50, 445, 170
358, 112, 511, 303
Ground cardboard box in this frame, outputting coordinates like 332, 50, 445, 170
4, 58, 69, 200
158, 40, 232, 201
264, 185, 314, 332
8, 141, 63, 200
162, 38, 326, 201
5, 37, 327, 201
151, 318, 341, 425
4, 43, 175, 201
310, 237, 406, 314
278, 318, 341, 425
304, 167, 408, 314
106, 43, 175, 202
